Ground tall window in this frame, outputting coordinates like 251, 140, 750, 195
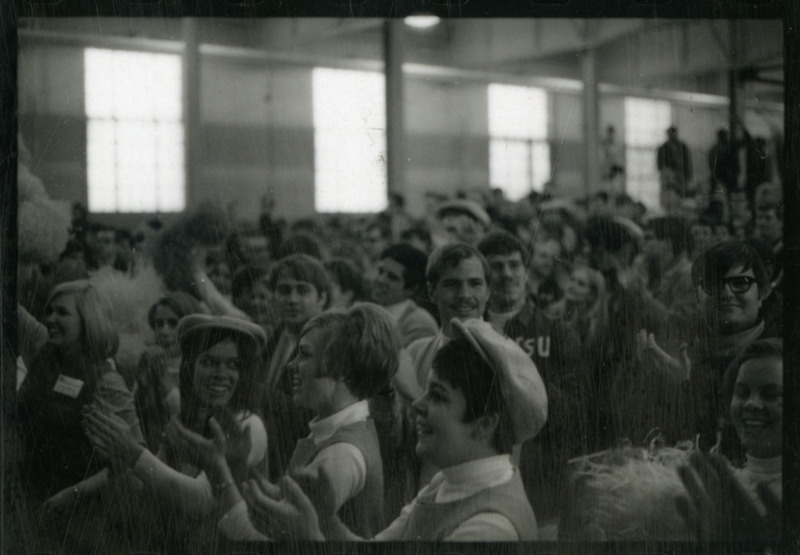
84, 48, 184, 213
488, 84, 550, 201
312, 68, 387, 213
624, 97, 671, 209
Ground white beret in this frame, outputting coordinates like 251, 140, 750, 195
450, 318, 548, 444
436, 199, 491, 228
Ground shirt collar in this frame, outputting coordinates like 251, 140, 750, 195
308, 399, 370, 445
439, 454, 513, 489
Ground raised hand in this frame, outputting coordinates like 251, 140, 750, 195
82, 405, 144, 468
636, 329, 691, 382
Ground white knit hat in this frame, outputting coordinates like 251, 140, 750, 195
450, 318, 548, 443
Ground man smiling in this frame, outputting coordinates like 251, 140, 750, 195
401, 243, 490, 399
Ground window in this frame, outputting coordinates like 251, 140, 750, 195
488, 84, 550, 201
312, 68, 387, 213
624, 97, 671, 209
84, 48, 184, 213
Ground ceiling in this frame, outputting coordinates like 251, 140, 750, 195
19, 17, 785, 105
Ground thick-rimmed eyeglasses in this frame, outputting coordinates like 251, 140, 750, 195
701, 275, 757, 295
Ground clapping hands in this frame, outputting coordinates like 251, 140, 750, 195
241, 472, 326, 541
161, 411, 252, 483
82, 405, 144, 468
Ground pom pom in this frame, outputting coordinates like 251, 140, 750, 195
565, 444, 693, 541
18, 157, 71, 264
150, 202, 232, 293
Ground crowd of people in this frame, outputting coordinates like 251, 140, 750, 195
12, 134, 785, 549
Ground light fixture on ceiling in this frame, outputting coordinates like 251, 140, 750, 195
404, 15, 441, 30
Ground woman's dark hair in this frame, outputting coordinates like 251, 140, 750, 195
691, 241, 769, 298
178, 328, 261, 421
432, 338, 514, 454
147, 293, 203, 330
717, 337, 782, 464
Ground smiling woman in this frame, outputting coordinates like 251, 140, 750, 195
15, 280, 142, 551
80, 314, 268, 551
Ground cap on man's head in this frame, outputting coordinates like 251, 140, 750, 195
450, 318, 548, 444
436, 199, 491, 229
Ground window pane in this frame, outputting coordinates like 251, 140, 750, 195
156, 123, 185, 212
624, 97, 671, 146
488, 84, 548, 140
490, 139, 531, 201
624, 97, 671, 209
116, 122, 158, 211
84, 49, 117, 119
313, 68, 387, 213
531, 141, 551, 192
85, 48, 184, 213
86, 120, 117, 212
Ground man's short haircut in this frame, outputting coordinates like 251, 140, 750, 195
477, 231, 527, 264
425, 243, 490, 288
691, 241, 769, 298
380, 243, 429, 290
650, 216, 694, 256
275, 232, 323, 261
325, 258, 368, 302
432, 338, 514, 454
267, 254, 332, 308
301, 303, 401, 400
584, 216, 638, 254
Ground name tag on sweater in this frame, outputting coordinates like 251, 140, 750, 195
53, 375, 84, 398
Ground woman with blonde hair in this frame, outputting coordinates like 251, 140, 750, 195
546, 265, 609, 348
15, 279, 143, 549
